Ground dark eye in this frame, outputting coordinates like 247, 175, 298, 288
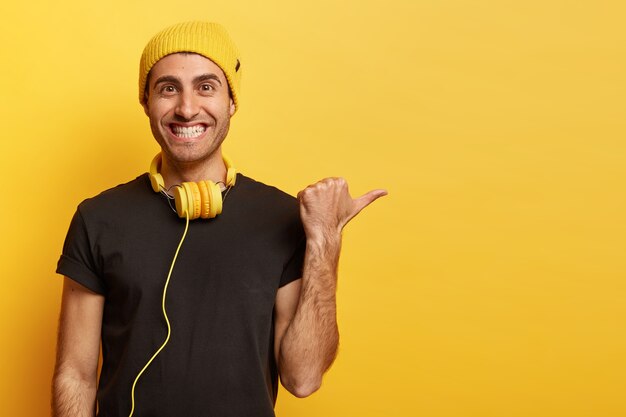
200, 84, 214, 92
160, 85, 177, 94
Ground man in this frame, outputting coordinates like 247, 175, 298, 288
52, 21, 386, 417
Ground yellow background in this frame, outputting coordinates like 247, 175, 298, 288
1, 1, 625, 416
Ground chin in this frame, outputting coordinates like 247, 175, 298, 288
162, 143, 222, 164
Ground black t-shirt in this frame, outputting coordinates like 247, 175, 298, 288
57, 173, 305, 417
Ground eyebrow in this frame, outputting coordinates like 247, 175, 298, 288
194, 73, 222, 85
153, 75, 180, 89
153, 73, 222, 90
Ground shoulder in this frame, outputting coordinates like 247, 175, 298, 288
233, 174, 299, 211
77, 174, 153, 217
227, 174, 303, 233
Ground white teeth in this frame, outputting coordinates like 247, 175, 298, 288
172, 125, 206, 138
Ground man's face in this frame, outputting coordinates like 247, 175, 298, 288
142, 53, 235, 165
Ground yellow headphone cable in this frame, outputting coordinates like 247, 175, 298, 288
127, 210, 190, 417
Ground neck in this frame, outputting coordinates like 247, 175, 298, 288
160, 150, 227, 190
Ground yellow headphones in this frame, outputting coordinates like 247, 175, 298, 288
149, 153, 237, 219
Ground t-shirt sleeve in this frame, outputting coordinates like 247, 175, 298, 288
279, 235, 306, 288
56, 207, 106, 295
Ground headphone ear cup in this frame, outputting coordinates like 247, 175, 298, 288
149, 172, 165, 193
173, 186, 189, 218
149, 152, 233, 220
207, 181, 222, 218
173, 183, 201, 219
198, 180, 210, 219
185, 182, 202, 220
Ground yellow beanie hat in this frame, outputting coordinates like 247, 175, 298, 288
139, 21, 242, 112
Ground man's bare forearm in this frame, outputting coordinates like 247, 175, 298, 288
52, 367, 97, 417
278, 235, 341, 397
280, 177, 386, 397
52, 278, 103, 417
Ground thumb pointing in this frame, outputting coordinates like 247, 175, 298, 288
353, 189, 388, 215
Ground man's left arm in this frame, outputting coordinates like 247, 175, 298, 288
274, 177, 387, 398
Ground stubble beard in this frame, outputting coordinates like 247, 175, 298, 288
153, 114, 232, 167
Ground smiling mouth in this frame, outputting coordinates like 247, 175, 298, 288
170, 124, 207, 139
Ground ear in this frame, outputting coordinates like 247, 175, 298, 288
141, 78, 151, 116
141, 96, 149, 116
229, 98, 235, 116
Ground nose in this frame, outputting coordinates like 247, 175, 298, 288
175, 90, 200, 120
